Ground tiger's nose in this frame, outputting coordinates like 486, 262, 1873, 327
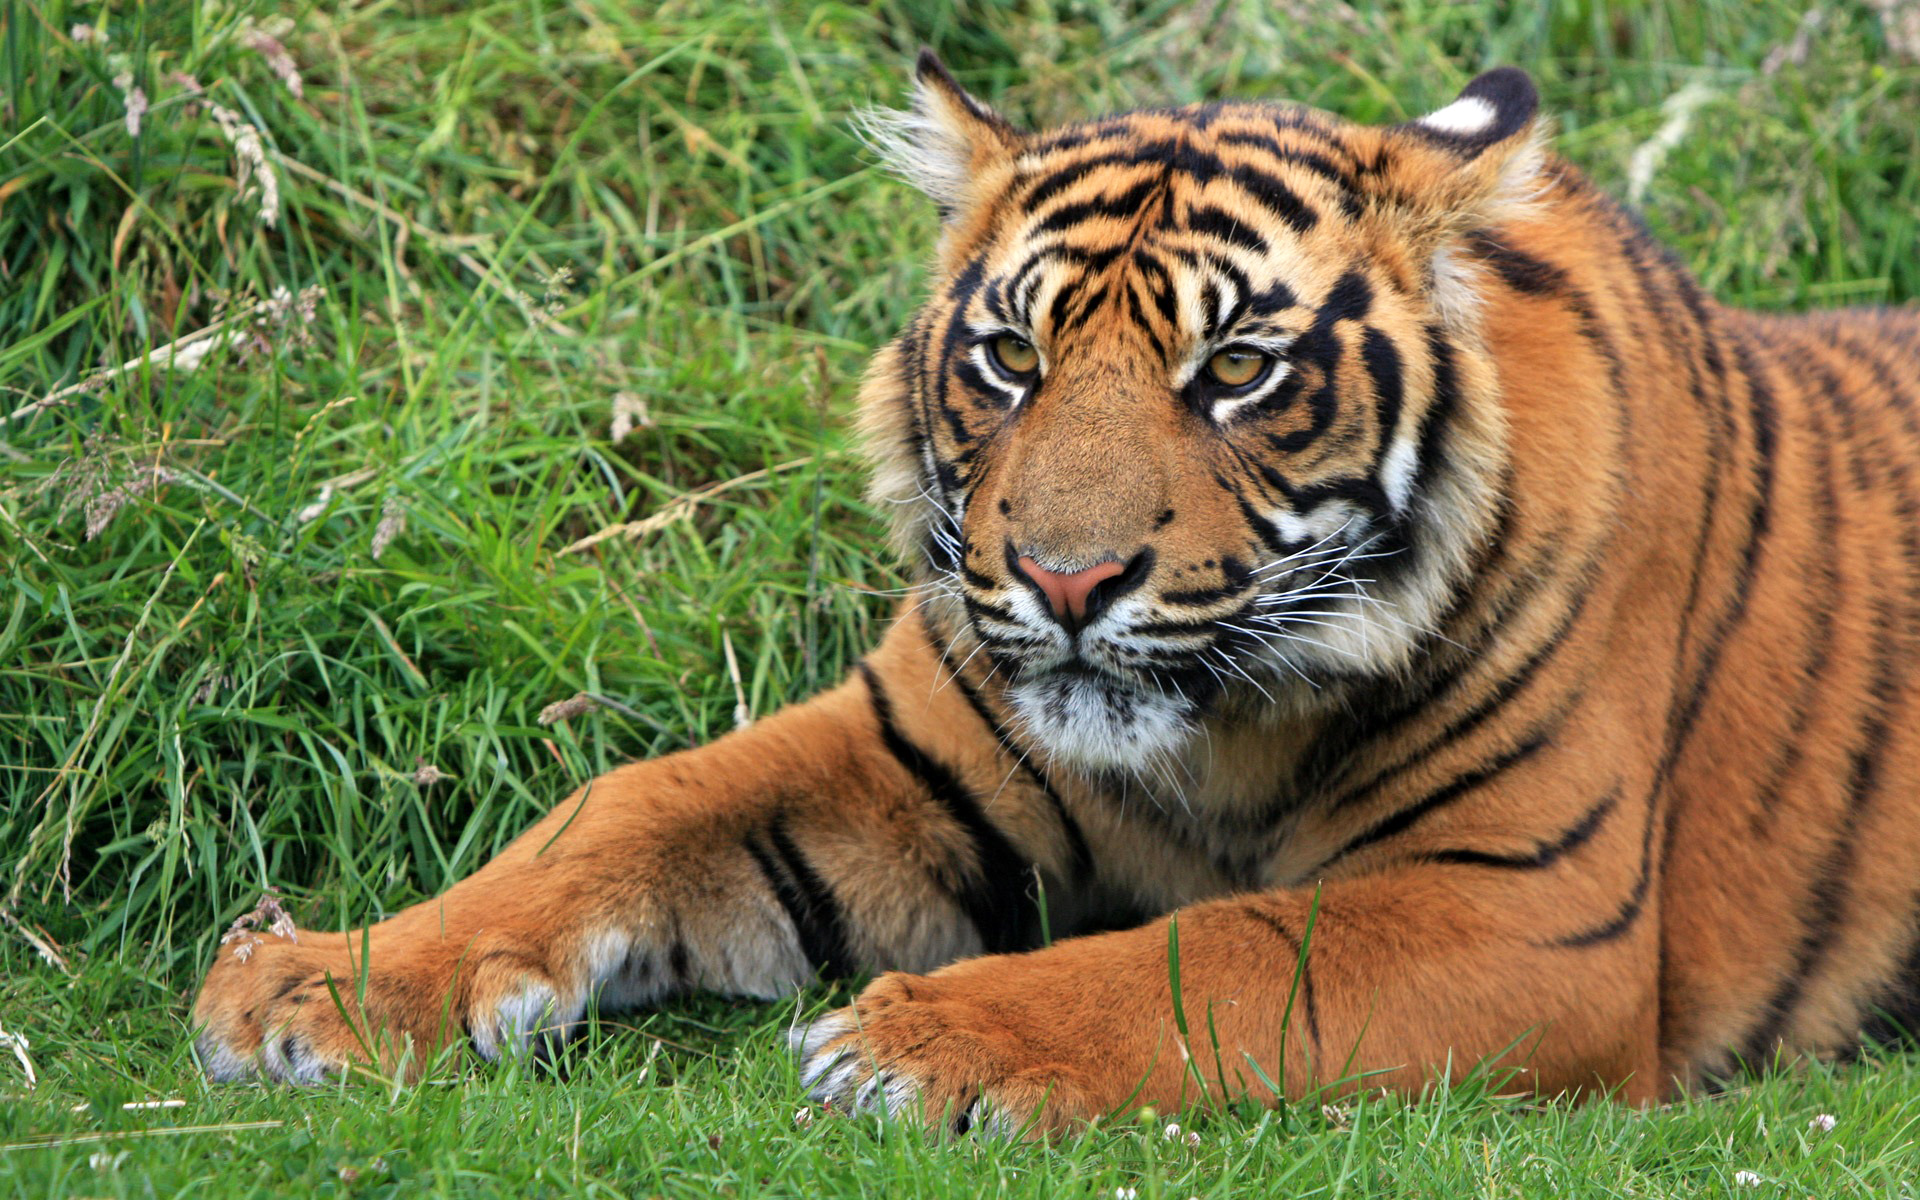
1014, 553, 1133, 630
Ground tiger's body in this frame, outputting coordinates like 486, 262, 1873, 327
192, 59, 1920, 1129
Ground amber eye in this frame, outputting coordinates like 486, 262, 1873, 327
990, 334, 1040, 375
1206, 347, 1270, 389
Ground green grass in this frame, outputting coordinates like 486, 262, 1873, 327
3, 0, 1919, 1194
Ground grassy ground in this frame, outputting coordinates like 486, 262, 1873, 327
3, 0, 1919, 1194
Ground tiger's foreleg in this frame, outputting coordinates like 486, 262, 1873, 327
191, 619, 1078, 1083
797, 861, 1663, 1135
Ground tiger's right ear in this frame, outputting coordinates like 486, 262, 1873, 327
860, 50, 1022, 221
1367, 68, 1546, 242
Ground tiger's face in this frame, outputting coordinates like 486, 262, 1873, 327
860, 57, 1540, 773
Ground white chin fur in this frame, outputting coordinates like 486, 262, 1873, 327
1007, 671, 1192, 773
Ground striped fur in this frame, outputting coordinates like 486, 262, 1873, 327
192, 59, 1920, 1131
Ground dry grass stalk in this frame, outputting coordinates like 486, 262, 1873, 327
5, 288, 326, 427
218, 890, 298, 962
370, 496, 406, 559
537, 693, 601, 726
559, 455, 815, 556
84, 465, 176, 540
0, 1020, 35, 1089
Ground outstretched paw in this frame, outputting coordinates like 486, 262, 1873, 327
191, 927, 575, 1084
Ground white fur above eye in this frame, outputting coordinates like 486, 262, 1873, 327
1418, 96, 1498, 136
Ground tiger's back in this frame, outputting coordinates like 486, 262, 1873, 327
1376, 182, 1920, 1081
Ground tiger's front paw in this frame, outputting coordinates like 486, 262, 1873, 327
191, 923, 575, 1084
792, 968, 1111, 1137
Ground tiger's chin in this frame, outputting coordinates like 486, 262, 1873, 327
1005, 667, 1197, 776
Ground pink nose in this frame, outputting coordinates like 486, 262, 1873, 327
1015, 556, 1126, 623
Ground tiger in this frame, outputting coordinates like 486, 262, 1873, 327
190, 54, 1920, 1132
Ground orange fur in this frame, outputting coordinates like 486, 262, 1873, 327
193, 59, 1920, 1132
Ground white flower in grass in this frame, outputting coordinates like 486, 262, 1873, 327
1185, 1130, 1202, 1149
1113, 1189, 1137, 1200
1809, 1112, 1837, 1133
112, 71, 147, 136
1162, 1122, 1181, 1140
1733, 1169, 1763, 1187
793, 1106, 813, 1128
610, 391, 652, 443
245, 29, 304, 98
370, 496, 406, 560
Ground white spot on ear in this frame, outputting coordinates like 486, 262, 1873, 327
1418, 95, 1498, 136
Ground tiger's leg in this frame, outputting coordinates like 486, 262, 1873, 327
190, 616, 1086, 1083
797, 857, 1662, 1134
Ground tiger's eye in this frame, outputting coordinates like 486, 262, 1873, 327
991, 335, 1040, 375
1206, 348, 1269, 388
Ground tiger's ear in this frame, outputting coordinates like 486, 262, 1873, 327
861, 50, 1022, 220
1367, 68, 1546, 242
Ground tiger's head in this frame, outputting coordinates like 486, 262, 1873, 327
858, 54, 1545, 775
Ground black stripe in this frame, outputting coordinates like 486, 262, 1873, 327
1747, 380, 1841, 837
1243, 905, 1322, 1056
1400, 322, 1463, 513
858, 662, 1036, 952
1045, 278, 1082, 340
1859, 887, 1920, 1049
1465, 229, 1626, 403
1161, 581, 1244, 607
1063, 284, 1110, 334
1361, 326, 1406, 484
1311, 730, 1552, 873
1621, 215, 1731, 775
1032, 176, 1163, 235
1185, 203, 1269, 256
1462, 229, 1568, 295
745, 817, 858, 979
1224, 163, 1317, 233
1329, 578, 1591, 813
1316, 270, 1372, 325
1650, 329, 1778, 875
1132, 615, 1230, 638
1126, 282, 1169, 361
1131, 248, 1181, 331
925, 612, 1094, 883
1429, 786, 1618, 870
1553, 788, 1657, 948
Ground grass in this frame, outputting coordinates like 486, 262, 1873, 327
2, 0, 1919, 1194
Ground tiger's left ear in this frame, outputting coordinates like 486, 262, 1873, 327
1368, 68, 1546, 244
860, 50, 1023, 222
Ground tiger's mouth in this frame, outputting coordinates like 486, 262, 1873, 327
963, 529, 1403, 774
1002, 658, 1201, 775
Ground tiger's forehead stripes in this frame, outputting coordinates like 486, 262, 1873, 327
1006, 104, 1369, 234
